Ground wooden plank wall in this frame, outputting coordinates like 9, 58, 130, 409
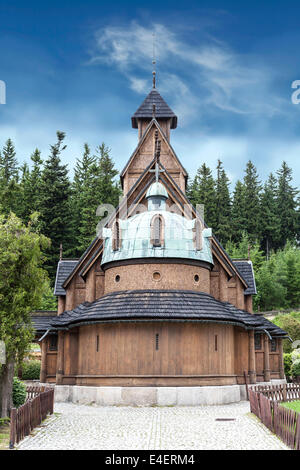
76, 322, 235, 378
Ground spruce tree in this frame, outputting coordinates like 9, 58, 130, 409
243, 160, 262, 242
29, 149, 43, 213
231, 180, 246, 243
0, 139, 20, 216
0, 138, 18, 182
186, 174, 199, 207
276, 161, 298, 249
19, 162, 31, 220
96, 143, 121, 206
71, 143, 97, 256
75, 143, 121, 254
187, 163, 216, 228
38, 132, 72, 281
259, 173, 279, 257
18, 150, 43, 223
214, 160, 232, 245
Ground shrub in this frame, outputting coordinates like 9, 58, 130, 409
273, 314, 300, 353
291, 349, 300, 363
21, 360, 41, 380
291, 359, 300, 377
0, 417, 10, 426
283, 353, 293, 377
12, 377, 27, 408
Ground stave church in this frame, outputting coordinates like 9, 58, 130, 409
35, 76, 288, 405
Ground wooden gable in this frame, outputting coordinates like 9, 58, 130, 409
121, 119, 187, 195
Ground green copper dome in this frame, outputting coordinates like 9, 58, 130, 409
101, 181, 213, 267
146, 181, 168, 200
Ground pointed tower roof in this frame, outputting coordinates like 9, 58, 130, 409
131, 89, 177, 129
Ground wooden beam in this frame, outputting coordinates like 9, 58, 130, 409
278, 338, 285, 380
249, 330, 256, 384
56, 331, 65, 385
264, 334, 271, 382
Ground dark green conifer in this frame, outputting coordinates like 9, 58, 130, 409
243, 160, 262, 242
231, 180, 246, 243
259, 173, 279, 257
187, 163, 216, 228
276, 162, 298, 249
214, 160, 232, 244
38, 132, 72, 281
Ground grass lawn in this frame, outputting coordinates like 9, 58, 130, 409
0, 419, 10, 450
281, 401, 300, 413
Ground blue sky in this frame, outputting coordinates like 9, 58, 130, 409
1, 0, 300, 189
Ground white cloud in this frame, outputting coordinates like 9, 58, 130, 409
89, 21, 284, 119
129, 77, 148, 94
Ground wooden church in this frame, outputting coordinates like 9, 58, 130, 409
38, 80, 287, 390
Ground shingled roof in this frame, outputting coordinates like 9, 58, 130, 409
131, 89, 177, 129
232, 260, 257, 295
54, 260, 78, 295
30, 310, 57, 334
49, 289, 287, 338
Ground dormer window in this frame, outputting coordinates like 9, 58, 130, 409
151, 214, 164, 247
112, 220, 121, 251
193, 219, 203, 251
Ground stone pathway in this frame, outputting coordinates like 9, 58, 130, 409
17, 401, 288, 450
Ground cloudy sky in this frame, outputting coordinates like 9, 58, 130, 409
0, 0, 300, 188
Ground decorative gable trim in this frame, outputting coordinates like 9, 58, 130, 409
120, 118, 188, 185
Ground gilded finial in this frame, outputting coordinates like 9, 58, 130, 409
152, 32, 156, 88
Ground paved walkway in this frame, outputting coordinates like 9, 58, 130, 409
17, 401, 288, 450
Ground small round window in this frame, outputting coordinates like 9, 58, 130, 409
153, 271, 161, 281
194, 274, 200, 283
115, 275, 120, 283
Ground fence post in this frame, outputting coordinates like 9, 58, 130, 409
295, 413, 300, 450
51, 389, 54, 414
283, 383, 287, 402
244, 370, 249, 400
9, 408, 17, 449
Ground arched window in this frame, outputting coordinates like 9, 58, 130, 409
193, 219, 203, 251
151, 214, 164, 247
112, 219, 121, 251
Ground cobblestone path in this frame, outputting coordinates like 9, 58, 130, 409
17, 401, 288, 450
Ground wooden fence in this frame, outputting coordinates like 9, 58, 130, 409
9, 386, 54, 449
249, 387, 300, 450
26, 385, 49, 400
250, 383, 300, 402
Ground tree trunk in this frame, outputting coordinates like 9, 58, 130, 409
0, 355, 15, 418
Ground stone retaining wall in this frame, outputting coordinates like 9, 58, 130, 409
54, 385, 241, 406
53, 379, 287, 407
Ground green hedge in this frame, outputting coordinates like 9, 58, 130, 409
20, 360, 41, 380
12, 378, 27, 408
284, 353, 293, 377
291, 360, 300, 377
